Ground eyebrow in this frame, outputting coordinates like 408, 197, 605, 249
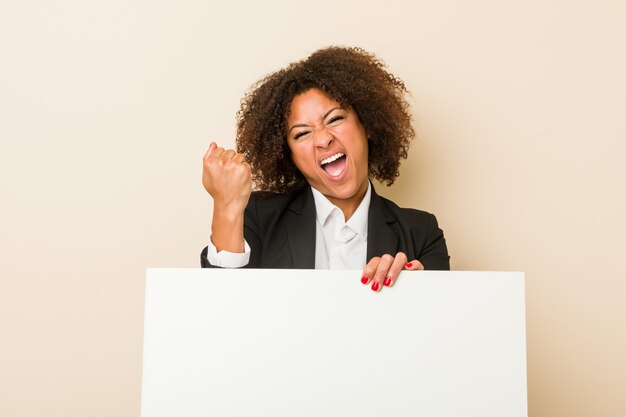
288, 107, 343, 134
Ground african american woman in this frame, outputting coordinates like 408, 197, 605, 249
201, 46, 450, 292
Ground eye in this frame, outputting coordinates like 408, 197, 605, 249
293, 130, 310, 140
327, 115, 345, 125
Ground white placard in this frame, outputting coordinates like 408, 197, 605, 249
141, 269, 527, 417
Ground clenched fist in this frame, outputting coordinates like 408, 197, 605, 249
202, 142, 252, 253
202, 142, 252, 215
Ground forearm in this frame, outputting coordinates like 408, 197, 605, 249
211, 206, 245, 253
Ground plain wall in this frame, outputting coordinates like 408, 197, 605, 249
1, 1, 624, 416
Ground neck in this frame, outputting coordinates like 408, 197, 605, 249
326, 181, 369, 221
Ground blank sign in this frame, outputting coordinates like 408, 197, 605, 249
141, 269, 526, 417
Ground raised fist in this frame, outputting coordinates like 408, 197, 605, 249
202, 142, 252, 215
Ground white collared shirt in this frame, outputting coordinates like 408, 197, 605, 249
205, 183, 371, 268
310, 183, 370, 269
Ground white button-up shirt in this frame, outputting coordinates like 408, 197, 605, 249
310, 183, 370, 269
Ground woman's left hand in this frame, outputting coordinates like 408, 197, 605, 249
361, 252, 424, 292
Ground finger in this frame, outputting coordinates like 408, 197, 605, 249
220, 149, 237, 161
209, 146, 225, 159
371, 254, 394, 292
232, 153, 246, 164
241, 161, 252, 175
404, 260, 424, 270
384, 252, 408, 287
204, 141, 217, 158
361, 257, 380, 285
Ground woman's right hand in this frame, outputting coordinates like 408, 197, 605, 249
202, 142, 252, 214
203, 142, 252, 253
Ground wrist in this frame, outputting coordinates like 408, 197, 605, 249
212, 202, 245, 222
211, 210, 245, 253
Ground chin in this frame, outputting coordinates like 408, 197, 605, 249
324, 180, 361, 199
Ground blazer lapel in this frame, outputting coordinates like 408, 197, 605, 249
367, 186, 399, 261
283, 185, 399, 267
285, 187, 316, 268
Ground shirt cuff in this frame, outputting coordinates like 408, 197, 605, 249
205, 236, 251, 268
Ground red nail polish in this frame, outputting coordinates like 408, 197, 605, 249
371, 281, 379, 291
384, 277, 392, 286
406, 262, 413, 268
361, 276, 368, 284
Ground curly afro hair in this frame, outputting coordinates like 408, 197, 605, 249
236, 46, 415, 194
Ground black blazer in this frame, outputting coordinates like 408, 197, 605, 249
201, 185, 450, 270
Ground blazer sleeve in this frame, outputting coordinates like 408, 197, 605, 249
414, 213, 450, 270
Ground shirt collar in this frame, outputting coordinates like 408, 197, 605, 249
310, 182, 371, 239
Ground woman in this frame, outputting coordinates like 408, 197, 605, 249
201, 46, 450, 291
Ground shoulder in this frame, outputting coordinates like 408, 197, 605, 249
246, 187, 312, 218
247, 189, 306, 207
374, 192, 439, 228
248, 190, 295, 205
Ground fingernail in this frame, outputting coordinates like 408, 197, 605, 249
406, 262, 413, 268
361, 276, 368, 284
371, 281, 379, 291
384, 277, 392, 286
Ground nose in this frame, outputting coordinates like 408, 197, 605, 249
313, 125, 334, 148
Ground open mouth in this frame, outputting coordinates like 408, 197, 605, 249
320, 152, 347, 177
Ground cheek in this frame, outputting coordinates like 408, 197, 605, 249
288, 144, 311, 173
355, 136, 369, 162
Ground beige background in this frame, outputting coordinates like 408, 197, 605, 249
1, 1, 624, 416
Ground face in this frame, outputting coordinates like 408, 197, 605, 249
286, 89, 369, 215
